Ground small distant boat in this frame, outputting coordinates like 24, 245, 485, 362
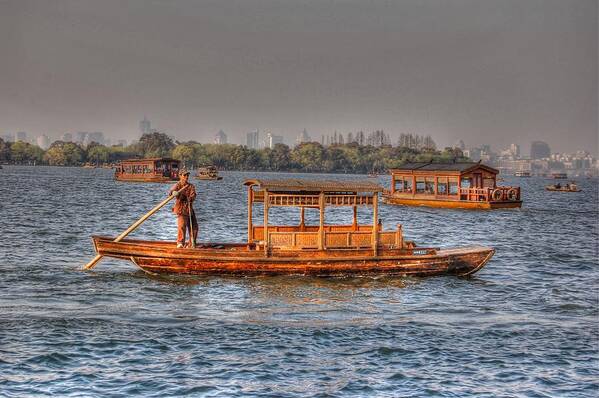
196, 166, 222, 180
551, 172, 568, 179
515, 171, 531, 177
115, 158, 181, 182
545, 182, 581, 192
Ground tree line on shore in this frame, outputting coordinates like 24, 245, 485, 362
0, 132, 467, 173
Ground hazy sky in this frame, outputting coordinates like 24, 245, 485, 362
1, 0, 597, 154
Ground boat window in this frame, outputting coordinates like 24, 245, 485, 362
437, 178, 447, 194
395, 178, 404, 191
448, 177, 458, 195
415, 177, 426, 193
425, 177, 435, 194
461, 178, 471, 188
402, 177, 413, 193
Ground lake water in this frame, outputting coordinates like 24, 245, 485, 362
0, 166, 597, 397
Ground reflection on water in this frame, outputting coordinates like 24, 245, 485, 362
0, 166, 597, 396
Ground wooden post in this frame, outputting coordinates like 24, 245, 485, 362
412, 175, 416, 197
372, 193, 378, 256
352, 205, 358, 231
391, 174, 396, 193
299, 206, 305, 230
247, 186, 253, 242
318, 192, 325, 250
264, 190, 269, 255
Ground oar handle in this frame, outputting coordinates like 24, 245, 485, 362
83, 194, 176, 270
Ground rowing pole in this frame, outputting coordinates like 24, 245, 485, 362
82, 193, 177, 270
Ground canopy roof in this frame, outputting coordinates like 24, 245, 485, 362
244, 178, 383, 193
390, 161, 498, 174
121, 157, 179, 164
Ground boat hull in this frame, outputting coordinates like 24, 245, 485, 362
382, 195, 522, 209
92, 236, 494, 277
115, 175, 178, 183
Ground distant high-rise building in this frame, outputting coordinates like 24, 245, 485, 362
454, 139, 466, 150
264, 132, 284, 149
15, 131, 27, 142
530, 141, 551, 159
139, 116, 151, 135
116, 139, 128, 147
61, 133, 73, 142
76, 131, 88, 143
214, 130, 228, 144
246, 130, 260, 149
2, 133, 14, 142
509, 143, 520, 158
296, 129, 311, 145
36, 134, 50, 150
88, 131, 105, 145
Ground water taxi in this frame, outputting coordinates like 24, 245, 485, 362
545, 182, 581, 192
89, 179, 494, 276
114, 158, 181, 182
196, 165, 223, 180
383, 162, 522, 209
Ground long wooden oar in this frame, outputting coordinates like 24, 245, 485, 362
83, 193, 176, 270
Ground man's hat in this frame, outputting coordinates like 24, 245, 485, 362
180, 169, 190, 176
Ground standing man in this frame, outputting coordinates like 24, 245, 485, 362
168, 169, 198, 248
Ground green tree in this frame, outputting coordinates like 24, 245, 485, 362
172, 144, 195, 168
87, 145, 111, 164
9, 141, 44, 164
43, 141, 85, 166
135, 132, 175, 158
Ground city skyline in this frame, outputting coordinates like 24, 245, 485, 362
1, 118, 596, 156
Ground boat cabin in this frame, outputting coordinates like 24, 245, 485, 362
115, 158, 180, 182
383, 162, 522, 209
244, 178, 406, 255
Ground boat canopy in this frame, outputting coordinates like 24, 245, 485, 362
243, 178, 383, 193
389, 161, 499, 175
244, 178, 383, 253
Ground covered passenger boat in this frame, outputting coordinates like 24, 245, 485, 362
89, 179, 495, 276
383, 162, 522, 209
114, 158, 180, 182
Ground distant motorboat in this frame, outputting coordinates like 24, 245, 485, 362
515, 171, 531, 177
545, 182, 581, 192
196, 165, 223, 180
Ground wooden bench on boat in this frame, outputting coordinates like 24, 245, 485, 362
89, 178, 495, 276
383, 162, 522, 209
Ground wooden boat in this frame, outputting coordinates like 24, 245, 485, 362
90, 178, 495, 277
114, 158, 180, 182
514, 171, 531, 177
383, 162, 522, 209
196, 165, 222, 180
545, 183, 581, 192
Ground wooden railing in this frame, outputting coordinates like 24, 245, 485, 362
384, 187, 521, 202
459, 186, 520, 202
255, 224, 404, 250
254, 192, 375, 207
